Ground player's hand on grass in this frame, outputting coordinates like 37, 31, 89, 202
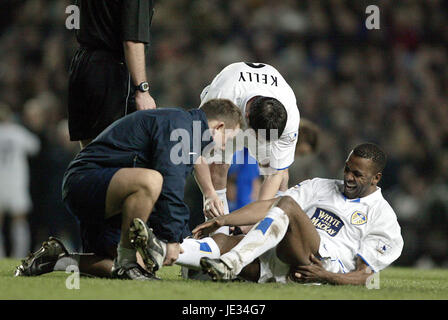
192, 216, 225, 239
203, 193, 225, 219
163, 242, 184, 266
135, 91, 156, 110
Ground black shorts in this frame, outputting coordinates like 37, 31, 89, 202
67, 47, 136, 141
62, 167, 122, 257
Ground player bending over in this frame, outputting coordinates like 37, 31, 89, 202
15, 99, 242, 280
197, 62, 301, 234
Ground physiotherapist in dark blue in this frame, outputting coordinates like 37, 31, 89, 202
57, 99, 242, 280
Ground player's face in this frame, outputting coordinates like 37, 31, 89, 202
213, 124, 240, 151
343, 153, 380, 199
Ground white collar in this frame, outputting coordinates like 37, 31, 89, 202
336, 181, 383, 205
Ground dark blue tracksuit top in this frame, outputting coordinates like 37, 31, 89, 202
62, 108, 212, 243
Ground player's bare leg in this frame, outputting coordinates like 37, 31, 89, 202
77, 255, 113, 277
227, 196, 320, 283
105, 168, 163, 250
274, 196, 320, 266
77, 251, 147, 278
200, 196, 320, 281
15, 168, 162, 279
105, 168, 163, 279
212, 233, 261, 282
177, 232, 262, 282
207, 198, 320, 282
211, 233, 243, 254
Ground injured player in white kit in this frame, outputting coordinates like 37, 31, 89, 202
176, 143, 403, 285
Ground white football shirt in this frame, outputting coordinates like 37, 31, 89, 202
0, 122, 40, 212
283, 178, 404, 273
200, 62, 300, 172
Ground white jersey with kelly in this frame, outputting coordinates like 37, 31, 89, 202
283, 178, 404, 273
0, 122, 40, 213
200, 62, 300, 172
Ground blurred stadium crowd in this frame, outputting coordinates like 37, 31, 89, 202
0, 0, 447, 267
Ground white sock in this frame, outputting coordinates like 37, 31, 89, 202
220, 207, 289, 275
53, 254, 81, 271
216, 188, 230, 215
11, 218, 31, 258
176, 237, 220, 270
211, 189, 230, 235
117, 244, 137, 266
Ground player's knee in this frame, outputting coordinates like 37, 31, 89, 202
276, 196, 298, 217
136, 169, 163, 198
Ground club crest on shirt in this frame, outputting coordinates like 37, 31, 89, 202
310, 208, 344, 237
351, 211, 367, 225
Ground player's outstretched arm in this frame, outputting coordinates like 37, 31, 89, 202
258, 169, 288, 200
233, 170, 286, 234
292, 255, 373, 285
192, 197, 279, 238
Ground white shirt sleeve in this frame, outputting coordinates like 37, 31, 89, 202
357, 204, 404, 272
269, 132, 298, 170
18, 126, 40, 156
281, 178, 317, 208
200, 85, 211, 103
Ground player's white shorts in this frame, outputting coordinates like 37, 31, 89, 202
258, 247, 290, 283
0, 185, 32, 214
258, 237, 347, 284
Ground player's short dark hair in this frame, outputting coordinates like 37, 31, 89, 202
248, 96, 287, 141
353, 143, 387, 173
201, 99, 244, 129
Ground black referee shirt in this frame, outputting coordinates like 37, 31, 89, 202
75, 0, 154, 58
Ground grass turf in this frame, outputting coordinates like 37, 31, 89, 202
0, 258, 447, 300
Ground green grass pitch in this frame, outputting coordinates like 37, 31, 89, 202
0, 259, 447, 300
